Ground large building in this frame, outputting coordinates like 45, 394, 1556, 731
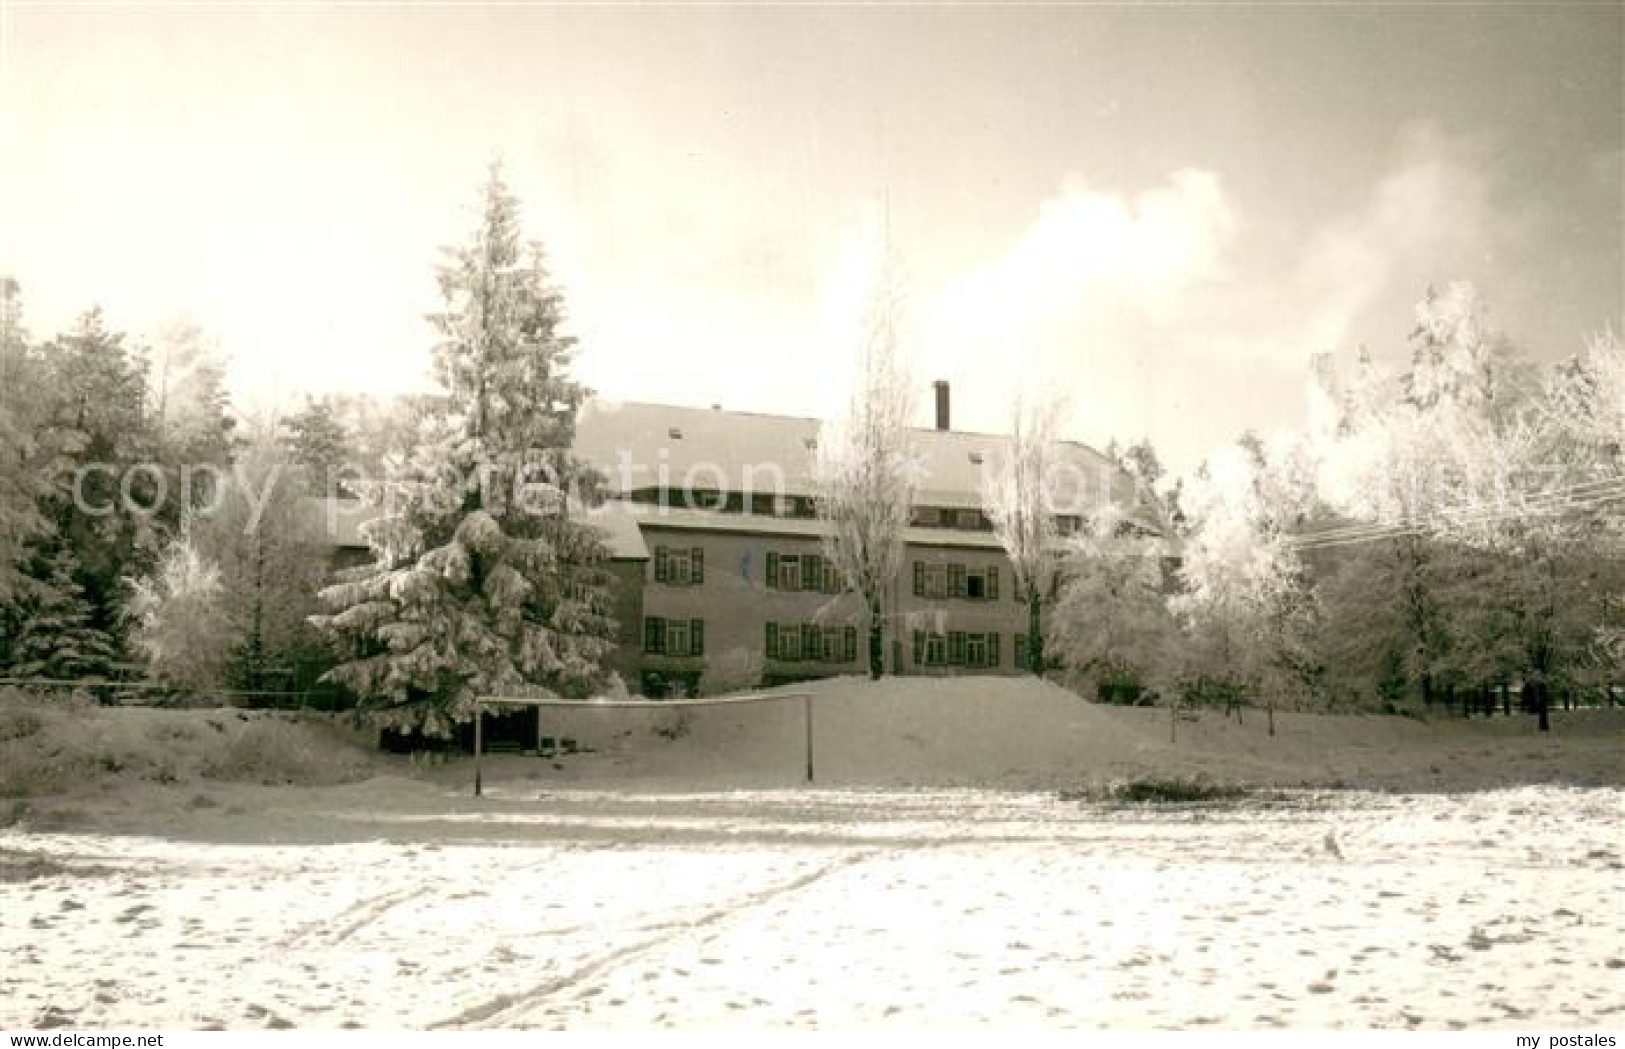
328, 382, 1153, 696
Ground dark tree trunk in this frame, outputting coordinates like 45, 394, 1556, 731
1501, 681, 1511, 716
1421, 672, 1433, 708
867, 598, 884, 681
1026, 592, 1042, 676
1537, 683, 1551, 732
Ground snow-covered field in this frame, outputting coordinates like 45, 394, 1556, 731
3, 785, 1622, 1030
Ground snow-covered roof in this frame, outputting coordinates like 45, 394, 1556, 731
573, 399, 1139, 515
305, 496, 650, 561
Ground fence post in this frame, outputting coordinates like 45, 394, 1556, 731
474, 706, 484, 798
803, 691, 814, 783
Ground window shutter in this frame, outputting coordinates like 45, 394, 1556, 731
766, 622, 778, 659
989, 632, 1001, 667
802, 624, 818, 660
844, 626, 857, 662
766, 552, 779, 589
802, 554, 819, 591
690, 619, 704, 656
654, 546, 668, 583
949, 631, 966, 665
913, 561, 925, 597
948, 564, 966, 598
912, 630, 924, 666
644, 617, 664, 654
987, 566, 998, 601
691, 547, 704, 585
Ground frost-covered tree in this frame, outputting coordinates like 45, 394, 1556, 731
1172, 440, 1318, 720
32, 309, 160, 643
983, 389, 1064, 675
0, 278, 55, 613
192, 433, 331, 690
311, 165, 617, 737
1306, 287, 1619, 727
145, 320, 237, 478
1050, 506, 1176, 702
814, 242, 917, 680
281, 396, 354, 495
126, 527, 234, 690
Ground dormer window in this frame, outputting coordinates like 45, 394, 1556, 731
668, 427, 683, 440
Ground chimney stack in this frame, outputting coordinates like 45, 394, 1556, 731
933, 380, 950, 431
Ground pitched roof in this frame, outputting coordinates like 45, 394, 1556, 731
306, 495, 650, 561
573, 399, 1136, 513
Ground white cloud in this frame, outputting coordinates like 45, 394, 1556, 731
914, 131, 1511, 477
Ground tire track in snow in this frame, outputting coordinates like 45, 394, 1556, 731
430, 849, 877, 1030
282, 885, 431, 949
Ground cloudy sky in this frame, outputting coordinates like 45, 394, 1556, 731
2, 4, 1620, 470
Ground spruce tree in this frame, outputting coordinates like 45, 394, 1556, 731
311, 166, 617, 737
12, 552, 117, 681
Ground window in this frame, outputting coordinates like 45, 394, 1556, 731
778, 623, 802, 660
801, 554, 823, 592
911, 507, 944, 528
653, 546, 704, 586
965, 633, 987, 668
925, 633, 947, 667
966, 565, 998, 601
955, 509, 983, 530
821, 560, 843, 594
644, 617, 704, 656
915, 561, 999, 602
666, 619, 689, 657
777, 554, 801, 590
1056, 515, 1083, 536
913, 562, 949, 599
770, 622, 859, 663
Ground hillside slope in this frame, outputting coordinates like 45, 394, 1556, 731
526, 675, 1625, 792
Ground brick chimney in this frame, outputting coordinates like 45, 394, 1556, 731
933, 380, 950, 431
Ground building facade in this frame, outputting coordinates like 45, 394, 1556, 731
568, 385, 1146, 695
322, 383, 1151, 697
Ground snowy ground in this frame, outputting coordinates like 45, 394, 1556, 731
3, 784, 1622, 1030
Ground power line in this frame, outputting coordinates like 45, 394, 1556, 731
1291, 475, 1625, 548
1291, 483, 1625, 553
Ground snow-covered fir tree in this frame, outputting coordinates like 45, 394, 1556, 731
12, 551, 118, 681
311, 165, 617, 737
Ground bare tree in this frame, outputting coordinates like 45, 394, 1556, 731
983, 389, 1065, 674
814, 246, 917, 680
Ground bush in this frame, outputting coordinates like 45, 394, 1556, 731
1063, 774, 1248, 805
201, 715, 372, 786
1179, 673, 1250, 711
0, 709, 42, 742
1096, 664, 1152, 706
699, 646, 764, 697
